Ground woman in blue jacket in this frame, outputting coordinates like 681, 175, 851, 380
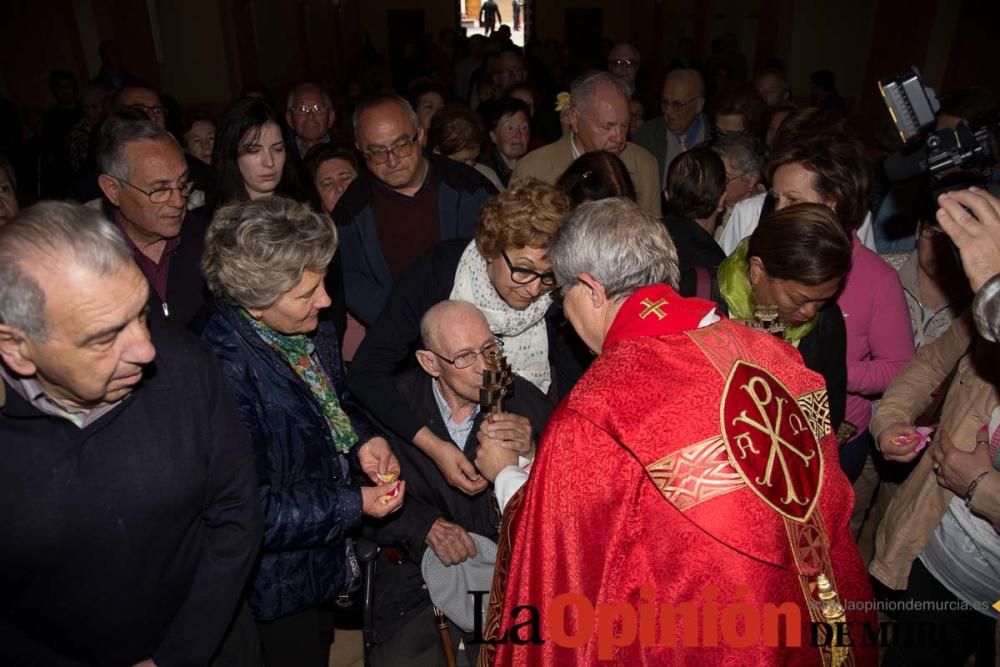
200, 196, 404, 666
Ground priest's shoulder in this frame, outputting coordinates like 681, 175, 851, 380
560, 334, 701, 412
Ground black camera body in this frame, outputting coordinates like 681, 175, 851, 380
879, 67, 997, 182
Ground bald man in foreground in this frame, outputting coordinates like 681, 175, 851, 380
363, 300, 552, 667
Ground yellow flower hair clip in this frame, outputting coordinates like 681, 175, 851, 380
555, 92, 571, 112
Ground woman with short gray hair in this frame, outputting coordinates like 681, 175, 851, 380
200, 195, 405, 666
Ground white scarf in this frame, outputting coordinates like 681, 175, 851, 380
450, 241, 552, 393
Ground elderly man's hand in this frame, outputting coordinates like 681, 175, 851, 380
426, 437, 489, 495
480, 413, 535, 457
878, 423, 924, 463
937, 187, 1000, 291
425, 518, 477, 566
474, 434, 519, 483
357, 436, 400, 485
931, 430, 993, 497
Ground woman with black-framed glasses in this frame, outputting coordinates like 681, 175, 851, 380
347, 178, 591, 496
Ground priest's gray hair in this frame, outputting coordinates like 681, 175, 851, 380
0, 202, 133, 340
550, 197, 680, 301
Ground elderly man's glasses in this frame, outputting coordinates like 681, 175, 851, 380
117, 177, 194, 204
292, 104, 329, 115
609, 58, 637, 68
430, 339, 503, 369
502, 251, 556, 287
364, 136, 419, 165
663, 97, 698, 111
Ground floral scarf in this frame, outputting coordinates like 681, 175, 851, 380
717, 238, 819, 346
243, 310, 357, 453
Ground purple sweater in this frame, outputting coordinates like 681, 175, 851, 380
838, 233, 915, 436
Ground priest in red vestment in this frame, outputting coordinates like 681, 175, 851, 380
477, 198, 877, 666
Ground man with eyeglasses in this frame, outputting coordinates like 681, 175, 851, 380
607, 43, 641, 95
333, 93, 496, 326
111, 86, 213, 204
96, 115, 210, 329
364, 300, 551, 666
633, 68, 709, 188
285, 82, 335, 156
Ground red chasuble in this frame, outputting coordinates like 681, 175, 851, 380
480, 285, 876, 666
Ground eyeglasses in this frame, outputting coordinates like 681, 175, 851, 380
129, 104, 166, 118
363, 136, 419, 165
725, 173, 745, 184
116, 177, 194, 204
609, 58, 638, 68
662, 97, 698, 111
430, 339, 503, 370
291, 104, 329, 115
502, 250, 557, 287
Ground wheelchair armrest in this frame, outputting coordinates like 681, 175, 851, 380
355, 537, 380, 563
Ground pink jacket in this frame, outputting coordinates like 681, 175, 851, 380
838, 233, 915, 436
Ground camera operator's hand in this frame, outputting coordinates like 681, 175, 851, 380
936, 187, 1000, 291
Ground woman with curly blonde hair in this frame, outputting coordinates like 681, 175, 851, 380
347, 178, 591, 493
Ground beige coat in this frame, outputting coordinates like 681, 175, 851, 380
870, 311, 1000, 591
510, 133, 662, 219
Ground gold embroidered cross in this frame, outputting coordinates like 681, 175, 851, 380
639, 298, 668, 320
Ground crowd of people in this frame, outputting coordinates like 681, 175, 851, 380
1, 26, 998, 667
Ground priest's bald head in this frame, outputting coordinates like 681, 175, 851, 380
550, 197, 679, 353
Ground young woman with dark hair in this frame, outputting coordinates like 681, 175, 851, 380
210, 97, 306, 210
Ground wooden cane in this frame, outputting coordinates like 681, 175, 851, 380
433, 606, 459, 667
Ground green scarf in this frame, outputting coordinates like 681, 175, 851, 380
717, 239, 819, 345
243, 310, 357, 454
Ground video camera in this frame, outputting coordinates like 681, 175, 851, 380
879, 67, 998, 182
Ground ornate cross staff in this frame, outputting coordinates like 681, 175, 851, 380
479, 344, 514, 417
735, 304, 787, 337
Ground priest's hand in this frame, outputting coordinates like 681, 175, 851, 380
475, 435, 519, 483
357, 436, 400, 485
878, 423, 922, 463
931, 431, 993, 497
416, 428, 488, 495
425, 518, 477, 566
479, 413, 535, 458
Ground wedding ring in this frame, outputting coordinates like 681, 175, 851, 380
932, 463, 943, 475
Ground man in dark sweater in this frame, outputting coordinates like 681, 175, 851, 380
333, 94, 495, 325
96, 115, 210, 330
366, 301, 552, 666
0, 202, 263, 666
